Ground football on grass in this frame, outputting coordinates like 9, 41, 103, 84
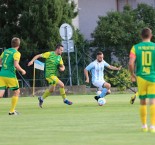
98, 98, 106, 106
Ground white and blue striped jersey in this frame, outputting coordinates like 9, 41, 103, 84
85, 60, 110, 83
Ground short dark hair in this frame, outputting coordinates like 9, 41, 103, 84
11, 37, 20, 48
55, 44, 63, 50
96, 51, 103, 56
141, 27, 152, 39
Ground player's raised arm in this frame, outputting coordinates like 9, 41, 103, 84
108, 65, 122, 71
28, 54, 42, 66
102, 59, 121, 71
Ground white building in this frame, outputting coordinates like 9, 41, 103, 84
72, 0, 155, 40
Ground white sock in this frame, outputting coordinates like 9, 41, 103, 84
142, 124, 148, 128
150, 125, 155, 129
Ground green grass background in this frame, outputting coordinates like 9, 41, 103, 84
0, 94, 154, 145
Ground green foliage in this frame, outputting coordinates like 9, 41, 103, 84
105, 67, 132, 91
92, 3, 155, 65
0, 0, 88, 85
92, 6, 144, 47
0, 0, 78, 57
134, 3, 155, 37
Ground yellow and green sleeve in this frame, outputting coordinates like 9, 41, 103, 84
41, 52, 50, 59
0, 52, 4, 58
59, 57, 64, 65
129, 46, 136, 58
13, 51, 21, 61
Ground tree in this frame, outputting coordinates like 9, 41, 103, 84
0, 0, 87, 85
134, 3, 155, 39
0, 0, 78, 56
92, 4, 155, 65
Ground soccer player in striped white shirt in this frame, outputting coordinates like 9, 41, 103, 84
84, 51, 121, 101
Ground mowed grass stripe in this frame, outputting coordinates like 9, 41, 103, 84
0, 94, 154, 145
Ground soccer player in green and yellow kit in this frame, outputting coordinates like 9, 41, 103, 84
28, 44, 72, 107
129, 28, 155, 133
0, 37, 26, 115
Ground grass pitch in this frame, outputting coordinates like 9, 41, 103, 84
0, 94, 155, 145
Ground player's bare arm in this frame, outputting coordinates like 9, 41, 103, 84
84, 68, 89, 83
129, 57, 136, 82
14, 60, 26, 75
108, 65, 122, 71
59, 64, 65, 72
28, 54, 42, 66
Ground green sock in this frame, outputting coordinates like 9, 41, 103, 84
140, 105, 147, 125
59, 88, 66, 100
150, 105, 155, 126
43, 89, 51, 99
10, 96, 18, 113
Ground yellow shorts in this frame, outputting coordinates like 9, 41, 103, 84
137, 76, 155, 99
0, 76, 19, 90
46, 76, 59, 86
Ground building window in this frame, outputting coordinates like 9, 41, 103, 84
117, 0, 137, 12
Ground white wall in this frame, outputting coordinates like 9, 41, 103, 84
78, 0, 117, 40
73, 0, 155, 40
72, 0, 79, 29
137, 0, 155, 7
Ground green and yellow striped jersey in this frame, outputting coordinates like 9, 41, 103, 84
130, 42, 155, 82
41, 51, 63, 78
0, 48, 21, 78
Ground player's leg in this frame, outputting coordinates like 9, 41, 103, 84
9, 89, 20, 115
38, 85, 55, 108
97, 82, 111, 99
0, 77, 20, 115
94, 81, 111, 101
149, 98, 155, 133
0, 76, 6, 98
106, 89, 111, 95
57, 79, 72, 105
0, 90, 5, 98
0, 77, 6, 114
93, 81, 104, 101
137, 77, 148, 132
43, 85, 55, 99
38, 76, 57, 108
7, 77, 20, 115
147, 82, 155, 133
140, 99, 148, 132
